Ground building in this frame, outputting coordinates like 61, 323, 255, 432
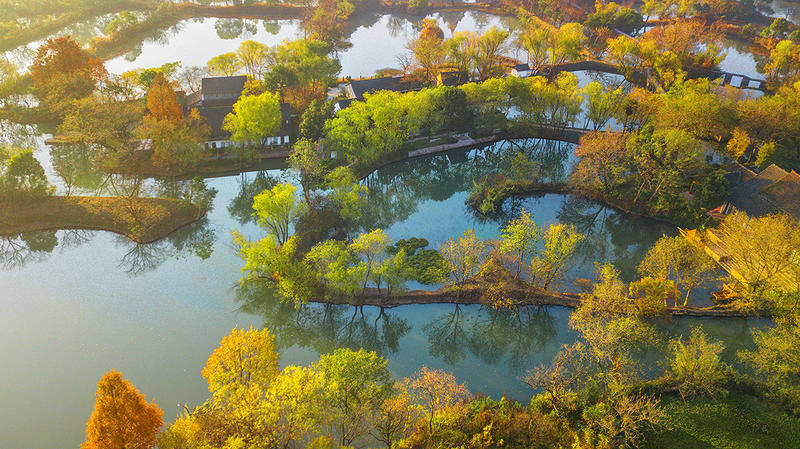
509, 63, 534, 78
436, 69, 469, 87
187, 76, 292, 151
343, 75, 424, 101
716, 163, 800, 219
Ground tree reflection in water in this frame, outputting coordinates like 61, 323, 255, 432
424, 304, 558, 371
555, 195, 674, 281
0, 230, 58, 269
115, 217, 217, 275
361, 138, 573, 230
235, 281, 411, 357
468, 306, 557, 372
228, 171, 281, 225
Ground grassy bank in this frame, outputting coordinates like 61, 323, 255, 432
643, 393, 800, 449
307, 281, 751, 317
0, 196, 204, 244
467, 179, 698, 227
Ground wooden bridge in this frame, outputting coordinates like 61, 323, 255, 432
694, 70, 769, 92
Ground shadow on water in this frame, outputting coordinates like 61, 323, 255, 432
235, 281, 412, 357
236, 280, 570, 376
227, 170, 282, 226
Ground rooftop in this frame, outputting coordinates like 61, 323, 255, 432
727, 163, 800, 219
201, 76, 248, 95
348, 75, 423, 100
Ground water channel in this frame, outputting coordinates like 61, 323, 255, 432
0, 10, 774, 449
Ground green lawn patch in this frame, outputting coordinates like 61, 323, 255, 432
643, 393, 800, 449
0, 196, 204, 243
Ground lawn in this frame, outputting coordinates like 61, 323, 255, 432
0, 196, 203, 243
643, 393, 800, 449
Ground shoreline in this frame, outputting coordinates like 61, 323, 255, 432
305, 285, 753, 318
466, 180, 687, 227
0, 196, 206, 244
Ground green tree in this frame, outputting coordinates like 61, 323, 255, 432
252, 183, 303, 246
667, 326, 728, 399
236, 40, 271, 78
637, 235, 714, 307
288, 138, 324, 204
324, 166, 368, 221
263, 39, 341, 111
349, 228, 392, 293
498, 209, 540, 281
529, 223, 584, 289
0, 149, 52, 202
739, 314, 800, 408
440, 229, 486, 293
315, 348, 394, 446
207, 52, 241, 76
223, 91, 283, 150
569, 265, 659, 390
299, 98, 335, 141
628, 276, 674, 317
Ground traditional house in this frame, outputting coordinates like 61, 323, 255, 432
187, 76, 292, 151
509, 63, 534, 78
714, 164, 800, 219
344, 75, 424, 101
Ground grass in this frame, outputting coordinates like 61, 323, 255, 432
0, 196, 204, 244
642, 393, 800, 449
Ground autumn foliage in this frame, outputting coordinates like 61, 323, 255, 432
146, 72, 183, 123
30, 36, 106, 109
82, 370, 163, 449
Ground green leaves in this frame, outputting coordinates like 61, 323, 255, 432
223, 91, 282, 148
252, 183, 302, 246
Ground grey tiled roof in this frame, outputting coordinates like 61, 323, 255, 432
727, 164, 800, 218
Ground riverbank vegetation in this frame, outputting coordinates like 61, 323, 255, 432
81, 311, 800, 449
5, 1, 800, 447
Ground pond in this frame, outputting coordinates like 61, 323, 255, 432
3, 11, 516, 78
104, 11, 515, 78
0, 137, 771, 449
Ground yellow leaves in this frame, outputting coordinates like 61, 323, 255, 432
82, 370, 162, 449
146, 72, 183, 123
202, 326, 279, 400
726, 127, 750, 159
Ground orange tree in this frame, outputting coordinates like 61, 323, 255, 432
82, 370, 163, 449
30, 36, 106, 116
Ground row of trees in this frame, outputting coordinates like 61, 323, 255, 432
325, 73, 624, 168
407, 20, 513, 83
83, 300, 800, 449
207, 38, 341, 111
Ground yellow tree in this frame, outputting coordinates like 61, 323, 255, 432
82, 370, 163, 449
440, 229, 486, 294
140, 71, 208, 175
202, 326, 280, 403
407, 367, 470, 434
146, 72, 183, 123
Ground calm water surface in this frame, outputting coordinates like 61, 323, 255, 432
0, 10, 774, 449
0, 138, 770, 449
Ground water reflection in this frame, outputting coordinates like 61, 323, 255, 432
361, 139, 572, 229
228, 171, 281, 225
0, 231, 58, 269
360, 138, 670, 285
236, 282, 411, 357
236, 280, 571, 376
